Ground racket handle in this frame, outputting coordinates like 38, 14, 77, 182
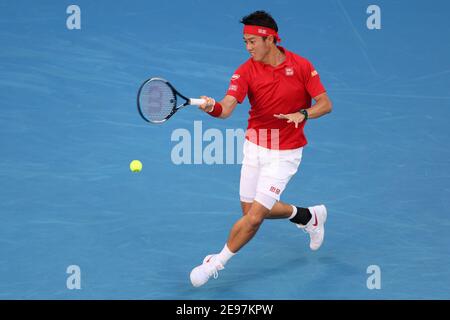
189, 98, 206, 106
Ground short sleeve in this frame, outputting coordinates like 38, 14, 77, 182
301, 59, 326, 98
226, 64, 249, 104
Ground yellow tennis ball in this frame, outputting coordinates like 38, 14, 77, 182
130, 160, 142, 172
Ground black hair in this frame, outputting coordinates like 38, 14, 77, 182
240, 10, 278, 31
240, 10, 279, 43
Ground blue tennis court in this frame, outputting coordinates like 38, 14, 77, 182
1, 0, 449, 299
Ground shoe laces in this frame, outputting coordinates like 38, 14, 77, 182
205, 258, 224, 279
298, 223, 320, 235
211, 264, 224, 279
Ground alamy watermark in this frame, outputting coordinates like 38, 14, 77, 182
66, 5, 81, 30
366, 265, 381, 290
66, 265, 81, 290
366, 5, 381, 30
170, 121, 280, 165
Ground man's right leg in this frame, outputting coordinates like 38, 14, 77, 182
228, 200, 270, 252
190, 200, 270, 287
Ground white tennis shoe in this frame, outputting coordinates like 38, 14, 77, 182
190, 254, 224, 287
297, 204, 327, 251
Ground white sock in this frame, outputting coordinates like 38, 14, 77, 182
288, 205, 297, 220
216, 244, 235, 266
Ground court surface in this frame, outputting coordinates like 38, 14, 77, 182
1, 0, 449, 299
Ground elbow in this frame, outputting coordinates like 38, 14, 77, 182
326, 99, 333, 114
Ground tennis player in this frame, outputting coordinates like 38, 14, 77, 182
190, 10, 333, 287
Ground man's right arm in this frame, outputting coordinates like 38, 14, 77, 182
198, 95, 238, 119
217, 95, 238, 119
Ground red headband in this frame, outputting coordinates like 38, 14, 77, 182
243, 25, 281, 42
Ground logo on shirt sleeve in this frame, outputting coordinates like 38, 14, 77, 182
231, 74, 240, 81
311, 70, 318, 77
228, 84, 238, 91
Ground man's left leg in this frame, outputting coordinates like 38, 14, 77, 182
251, 200, 327, 251
256, 144, 327, 251
242, 200, 314, 226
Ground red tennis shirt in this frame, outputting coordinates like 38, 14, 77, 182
226, 46, 326, 150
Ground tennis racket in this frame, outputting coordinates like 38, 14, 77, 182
137, 77, 206, 124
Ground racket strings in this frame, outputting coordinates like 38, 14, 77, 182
139, 80, 176, 122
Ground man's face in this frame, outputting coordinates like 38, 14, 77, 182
243, 34, 271, 62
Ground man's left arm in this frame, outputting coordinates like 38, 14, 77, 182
306, 92, 333, 119
273, 92, 332, 127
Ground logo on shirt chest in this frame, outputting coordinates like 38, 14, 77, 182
285, 67, 294, 76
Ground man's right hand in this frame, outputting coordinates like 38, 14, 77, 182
198, 96, 215, 113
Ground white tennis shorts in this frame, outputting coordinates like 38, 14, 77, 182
239, 139, 303, 210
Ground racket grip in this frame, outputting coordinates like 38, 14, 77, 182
189, 98, 206, 106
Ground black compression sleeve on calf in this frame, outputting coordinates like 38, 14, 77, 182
290, 207, 312, 225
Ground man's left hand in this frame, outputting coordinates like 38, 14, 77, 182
274, 112, 306, 128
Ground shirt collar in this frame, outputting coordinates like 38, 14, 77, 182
274, 46, 291, 69
252, 46, 292, 69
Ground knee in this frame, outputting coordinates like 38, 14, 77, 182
240, 202, 252, 216
246, 213, 264, 231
